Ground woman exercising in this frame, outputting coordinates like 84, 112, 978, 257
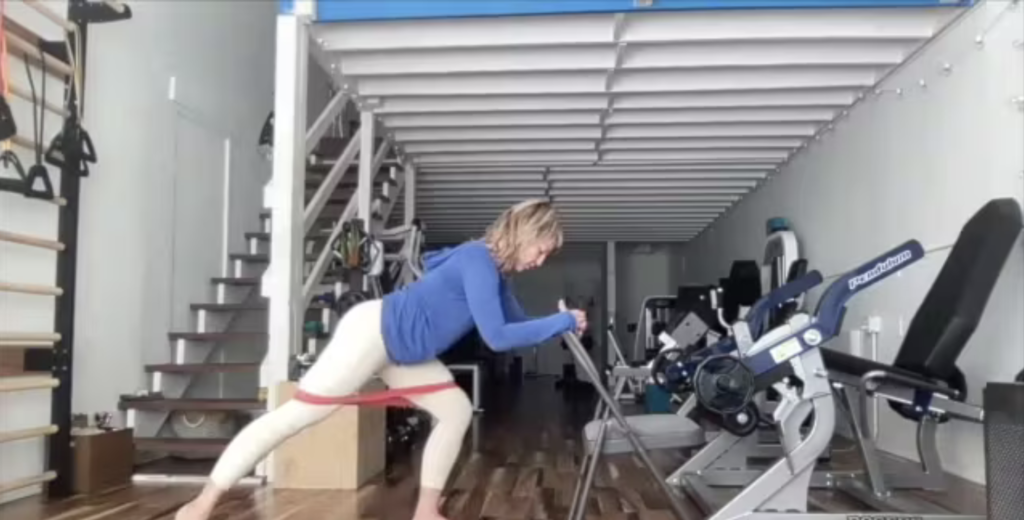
175, 199, 587, 520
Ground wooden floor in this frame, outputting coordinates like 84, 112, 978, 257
0, 378, 986, 520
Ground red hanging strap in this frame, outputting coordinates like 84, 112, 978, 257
294, 381, 460, 408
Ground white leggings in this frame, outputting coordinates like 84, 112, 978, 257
209, 299, 474, 490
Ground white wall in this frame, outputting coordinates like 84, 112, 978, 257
0, 2, 71, 503
682, 1, 1024, 484
511, 243, 606, 377
72, 2, 276, 416
615, 242, 686, 361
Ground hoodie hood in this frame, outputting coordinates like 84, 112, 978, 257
422, 240, 492, 272
422, 241, 485, 272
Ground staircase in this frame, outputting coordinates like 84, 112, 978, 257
118, 130, 404, 477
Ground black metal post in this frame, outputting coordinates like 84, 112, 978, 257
44, 19, 87, 500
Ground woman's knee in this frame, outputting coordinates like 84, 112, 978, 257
431, 389, 474, 432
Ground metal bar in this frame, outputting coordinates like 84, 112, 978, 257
380, 167, 406, 224
560, 327, 689, 520
0, 332, 61, 342
305, 90, 348, 156
0, 376, 60, 393
23, 0, 77, 32
404, 163, 416, 226
266, 11, 310, 395
0, 472, 58, 495
303, 128, 360, 233
44, 3, 84, 497
3, 32, 73, 77
0, 425, 59, 444
0, 281, 63, 296
0, 340, 56, 349
9, 83, 70, 117
358, 110, 375, 227
0, 230, 65, 251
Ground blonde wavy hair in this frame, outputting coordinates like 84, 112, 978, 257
483, 199, 564, 272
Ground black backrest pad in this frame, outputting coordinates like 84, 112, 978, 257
721, 260, 762, 322
895, 198, 1023, 381
787, 259, 809, 283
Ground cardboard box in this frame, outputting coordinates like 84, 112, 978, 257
72, 428, 134, 495
271, 381, 386, 490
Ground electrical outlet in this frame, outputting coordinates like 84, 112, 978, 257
168, 76, 177, 101
866, 316, 883, 334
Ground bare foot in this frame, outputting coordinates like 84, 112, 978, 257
173, 499, 213, 520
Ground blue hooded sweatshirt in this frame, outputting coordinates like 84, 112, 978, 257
380, 240, 577, 365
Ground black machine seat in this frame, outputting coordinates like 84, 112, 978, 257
823, 198, 1023, 420
822, 349, 959, 392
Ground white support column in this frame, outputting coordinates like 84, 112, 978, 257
264, 12, 309, 412
404, 163, 417, 226
606, 241, 617, 366
358, 110, 375, 228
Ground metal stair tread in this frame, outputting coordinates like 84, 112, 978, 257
244, 231, 332, 242
118, 397, 264, 411
167, 332, 266, 341
228, 252, 320, 263
191, 302, 268, 311
212, 276, 260, 286
144, 362, 261, 373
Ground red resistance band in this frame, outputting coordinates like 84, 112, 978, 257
293, 381, 459, 408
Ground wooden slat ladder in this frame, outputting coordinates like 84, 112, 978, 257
0, 332, 62, 348
0, 472, 58, 495
0, 425, 59, 444
0, 375, 60, 393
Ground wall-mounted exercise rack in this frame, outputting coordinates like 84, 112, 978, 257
0, 0, 130, 500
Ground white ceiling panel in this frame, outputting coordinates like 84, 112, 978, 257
619, 8, 953, 43
604, 123, 820, 139
611, 66, 880, 93
319, 6, 959, 242
420, 173, 548, 182
600, 150, 790, 162
340, 45, 615, 76
548, 171, 767, 180
611, 89, 859, 110
406, 141, 597, 154
384, 111, 603, 128
395, 126, 602, 142
317, 14, 615, 52
605, 107, 837, 125
550, 163, 777, 172
598, 138, 802, 150
415, 151, 600, 164
620, 40, 911, 69
377, 95, 611, 114
358, 71, 609, 96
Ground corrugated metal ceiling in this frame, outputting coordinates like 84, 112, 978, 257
312, 7, 960, 242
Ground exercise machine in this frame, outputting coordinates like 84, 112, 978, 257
674, 198, 1023, 519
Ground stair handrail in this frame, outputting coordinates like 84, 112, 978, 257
301, 137, 392, 307
303, 128, 360, 234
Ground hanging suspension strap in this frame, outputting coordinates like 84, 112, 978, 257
293, 382, 460, 408
22, 48, 55, 200
44, 21, 95, 177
